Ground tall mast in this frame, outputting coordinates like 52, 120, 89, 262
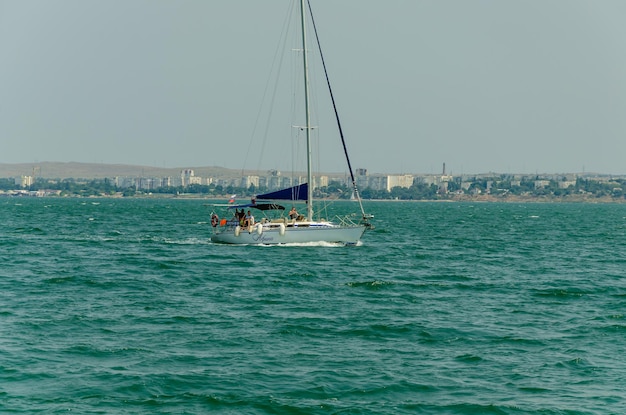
299, 0, 313, 221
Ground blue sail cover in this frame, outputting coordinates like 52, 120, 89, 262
257, 183, 308, 201
227, 203, 285, 211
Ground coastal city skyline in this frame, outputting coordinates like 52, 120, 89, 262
2, 161, 625, 202
2, 1, 626, 175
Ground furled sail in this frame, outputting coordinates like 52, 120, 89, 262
256, 183, 308, 201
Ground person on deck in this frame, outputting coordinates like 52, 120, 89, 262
289, 206, 298, 220
237, 209, 245, 226
244, 210, 255, 230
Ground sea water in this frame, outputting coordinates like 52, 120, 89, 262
1, 198, 625, 414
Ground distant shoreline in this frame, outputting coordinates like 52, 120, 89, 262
10, 193, 621, 204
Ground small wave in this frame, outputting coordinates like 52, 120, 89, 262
455, 353, 484, 363
498, 336, 546, 347
518, 386, 552, 393
157, 261, 183, 270
346, 280, 394, 289
340, 323, 413, 339
532, 288, 589, 299
44, 276, 76, 284
596, 323, 626, 332
555, 357, 595, 371
163, 237, 210, 245
15, 226, 45, 234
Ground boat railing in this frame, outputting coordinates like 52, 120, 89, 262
333, 214, 362, 227
332, 212, 374, 229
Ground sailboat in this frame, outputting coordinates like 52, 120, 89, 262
210, 0, 372, 245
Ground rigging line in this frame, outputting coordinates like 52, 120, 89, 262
306, 0, 368, 219
243, 1, 295, 174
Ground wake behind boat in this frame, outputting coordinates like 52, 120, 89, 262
210, 0, 372, 245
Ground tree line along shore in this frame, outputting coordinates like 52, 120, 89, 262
2, 174, 626, 202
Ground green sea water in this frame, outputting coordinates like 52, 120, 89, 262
1, 198, 625, 414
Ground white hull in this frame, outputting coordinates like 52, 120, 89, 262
211, 223, 365, 245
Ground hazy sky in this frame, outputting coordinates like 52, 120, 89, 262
2, 0, 625, 175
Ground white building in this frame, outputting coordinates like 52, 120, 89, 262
241, 175, 260, 188
181, 169, 196, 186
189, 176, 203, 185
15, 176, 34, 188
558, 181, 576, 189
385, 175, 414, 191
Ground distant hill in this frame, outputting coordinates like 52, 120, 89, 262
0, 162, 243, 179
